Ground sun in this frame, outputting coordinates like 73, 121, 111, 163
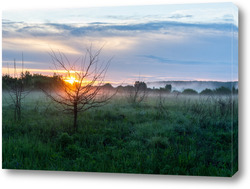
64, 76, 79, 85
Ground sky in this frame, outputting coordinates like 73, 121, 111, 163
2, 2, 238, 85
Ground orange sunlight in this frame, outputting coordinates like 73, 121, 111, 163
64, 76, 79, 85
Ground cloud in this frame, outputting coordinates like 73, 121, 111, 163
2, 19, 24, 25
2, 21, 64, 38
69, 21, 238, 36
2, 9, 238, 82
139, 55, 230, 66
2, 37, 81, 55
2, 67, 70, 76
89, 22, 109, 25
169, 14, 193, 19
222, 14, 235, 22
3, 19, 238, 39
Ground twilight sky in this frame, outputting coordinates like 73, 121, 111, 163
2, 2, 238, 85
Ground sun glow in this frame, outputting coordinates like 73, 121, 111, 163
64, 76, 79, 85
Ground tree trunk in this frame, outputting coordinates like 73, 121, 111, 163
73, 102, 78, 131
14, 106, 17, 122
17, 105, 21, 121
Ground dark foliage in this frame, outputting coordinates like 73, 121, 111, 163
214, 86, 231, 95
2, 73, 64, 91
165, 84, 172, 93
200, 88, 214, 95
182, 88, 198, 95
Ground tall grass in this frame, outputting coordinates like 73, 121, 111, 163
2, 92, 238, 176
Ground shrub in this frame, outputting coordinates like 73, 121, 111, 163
165, 84, 172, 93
214, 86, 231, 95
200, 88, 214, 95
182, 89, 198, 95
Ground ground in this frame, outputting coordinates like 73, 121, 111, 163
2, 91, 238, 176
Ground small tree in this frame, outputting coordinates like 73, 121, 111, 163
5, 55, 30, 121
127, 81, 148, 105
43, 46, 114, 131
156, 89, 168, 117
165, 84, 172, 93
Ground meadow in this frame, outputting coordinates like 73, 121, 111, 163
2, 91, 238, 176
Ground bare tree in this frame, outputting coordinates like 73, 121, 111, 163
43, 46, 114, 131
127, 81, 148, 106
156, 89, 168, 117
5, 54, 30, 121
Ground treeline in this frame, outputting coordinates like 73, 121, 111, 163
2, 72, 238, 95
2, 72, 63, 90
116, 82, 238, 95
181, 87, 238, 95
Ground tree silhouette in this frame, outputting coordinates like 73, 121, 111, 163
127, 81, 148, 105
43, 46, 114, 131
164, 84, 172, 93
200, 88, 214, 95
5, 55, 30, 121
182, 88, 198, 95
214, 86, 231, 95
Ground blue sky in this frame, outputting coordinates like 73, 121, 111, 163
2, 2, 238, 85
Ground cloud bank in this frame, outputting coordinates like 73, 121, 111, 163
2, 3, 238, 83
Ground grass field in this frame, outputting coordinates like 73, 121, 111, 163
2, 91, 238, 176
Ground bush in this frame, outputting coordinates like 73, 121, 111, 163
200, 88, 214, 95
214, 86, 231, 95
182, 89, 198, 95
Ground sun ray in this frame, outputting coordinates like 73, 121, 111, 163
64, 76, 79, 85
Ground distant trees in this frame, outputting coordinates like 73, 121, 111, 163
102, 83, 114, 91
127, 81, 148, 105
214, 86, 231, 95
2, 72, 64, 91
182, 88, 198, 95
232, 86, 238, 94
135, 81, 147, 91
22, 71, 33, 87
3, 73, 238, 98
200, 86, 237, 95
200, 88, 213, 95
2, 75, 13, 89
164, 84, 172, 93
181, 86, 237, 96
33, 74, 64, 90
42, 46, 114, 131
158, 84, 172, 93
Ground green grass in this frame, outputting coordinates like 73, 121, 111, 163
2, 92, 238, 176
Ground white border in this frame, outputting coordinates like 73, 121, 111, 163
0, 0, 236, 10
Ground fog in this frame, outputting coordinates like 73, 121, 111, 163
146, 81, 238, 93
